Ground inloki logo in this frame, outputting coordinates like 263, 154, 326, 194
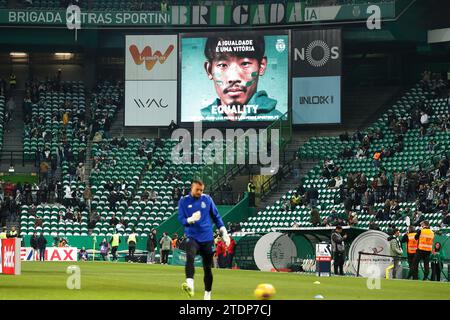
129, 44, 174, 71
299, 95, 334, 104
134, 98, 168, 109
294, 40, 339, 67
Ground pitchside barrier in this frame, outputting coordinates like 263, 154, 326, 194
234, 229, 450, 281
356, 251, 450, 281
0, 238, 21, 275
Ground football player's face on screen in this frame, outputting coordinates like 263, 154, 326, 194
191, 183, 204, 198
206, 56, 267, 106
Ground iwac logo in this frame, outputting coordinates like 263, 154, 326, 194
129, 45, 174, 71
294, 40, 339, 68
134, 98, 168, 109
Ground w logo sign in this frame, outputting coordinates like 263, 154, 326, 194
129, 44, 174, 71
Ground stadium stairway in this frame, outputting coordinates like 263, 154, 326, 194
0, 89, 34, 173
255, 132, 327, 210
83, 139, 93, 187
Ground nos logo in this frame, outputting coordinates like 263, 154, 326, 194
4, 245, 15, 268
294, 40, 339, 68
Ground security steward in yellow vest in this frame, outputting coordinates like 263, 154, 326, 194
0, 227, 7, 239
8, 228, 18, 238
401, 225, 418, 279
412, 220, 434, 280
109, 232, 121, 262
127, 231, 137, 262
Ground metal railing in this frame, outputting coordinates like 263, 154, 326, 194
260, 155, 297, 201
1, 150, 26, 168
209, 191, 244, 205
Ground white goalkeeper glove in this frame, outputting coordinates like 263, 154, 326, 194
219, 226, 230, 247
187, 211, 201, 224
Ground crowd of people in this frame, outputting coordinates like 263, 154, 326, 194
89, 79, 123, 139
288, 73, 450, 230
287, 149, 449, 230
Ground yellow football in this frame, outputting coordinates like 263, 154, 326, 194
254, 283, 276, 300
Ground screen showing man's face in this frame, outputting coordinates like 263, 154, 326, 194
205, 56, 267, 107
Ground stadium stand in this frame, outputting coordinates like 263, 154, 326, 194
18, 133, 227, 236
241, 80, 450, 235
90, 80, 123, 137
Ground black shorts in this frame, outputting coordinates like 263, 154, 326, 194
185, 237, 215, 258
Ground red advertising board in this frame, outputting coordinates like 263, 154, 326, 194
1, 238, 21, 275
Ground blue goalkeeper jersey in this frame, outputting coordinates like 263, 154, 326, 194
178, 193, 225, 243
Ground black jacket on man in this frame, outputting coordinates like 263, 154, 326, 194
37, 235, 47, 249
147, 233, 158, 251
30, 235, 38, 250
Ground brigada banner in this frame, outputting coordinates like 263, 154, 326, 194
170, 249, 203, 267
0, 1, 396, 27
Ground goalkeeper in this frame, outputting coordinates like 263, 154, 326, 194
177, 179, 230, 300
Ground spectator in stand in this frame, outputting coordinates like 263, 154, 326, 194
373, 150, 382, 168
368, 220, 380, 230
109, 214, 119, 227
306, 186, 319, 208
339, 131, 349, 142
348, 212, 358, 226
172, 186, 182, 206
76, 163, 85, 182
420, 111, 429, 136
441, 211, 450, 228
290, 192, 301, 210
310, 206, 320, 226
83, 186, 92, 211
149, 189, 158, 203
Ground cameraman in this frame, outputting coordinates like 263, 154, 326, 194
331, 226, 347, 276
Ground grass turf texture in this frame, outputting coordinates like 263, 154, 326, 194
0, 262, 449, 300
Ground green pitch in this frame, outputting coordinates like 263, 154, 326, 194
0, 262, 449, 300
